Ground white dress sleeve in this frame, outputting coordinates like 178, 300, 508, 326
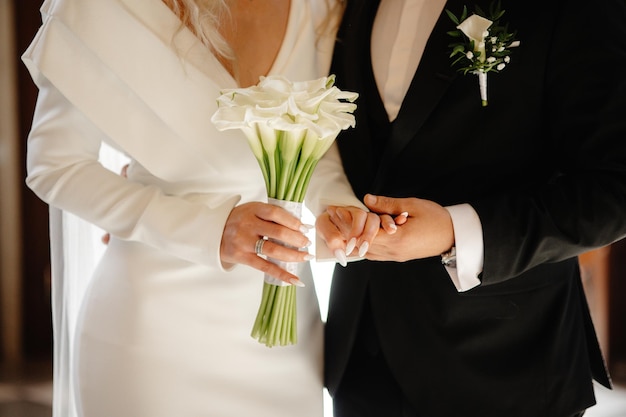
26, 77, 237, 268
305, 142, 366, 216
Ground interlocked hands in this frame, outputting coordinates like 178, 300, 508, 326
316, 194, 455, 264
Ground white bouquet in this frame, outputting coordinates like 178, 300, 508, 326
212, 75, 358, 347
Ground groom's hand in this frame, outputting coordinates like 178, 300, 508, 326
363, 194, 455, 262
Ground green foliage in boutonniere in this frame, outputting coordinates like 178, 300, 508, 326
446, 1, 519, 106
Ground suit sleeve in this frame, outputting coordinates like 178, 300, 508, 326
474, 0, 626, 284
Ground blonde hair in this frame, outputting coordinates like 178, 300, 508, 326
162, 0, 233, 59
317, 0, 346, 44
163, 0, 346, 60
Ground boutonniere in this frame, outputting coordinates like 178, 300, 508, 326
446, 1, 520, 106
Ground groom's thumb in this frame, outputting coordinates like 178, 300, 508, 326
364, 194, 400, 215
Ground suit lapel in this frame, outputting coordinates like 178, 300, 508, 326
330, 0, 386, 197
371, 0, 467, 192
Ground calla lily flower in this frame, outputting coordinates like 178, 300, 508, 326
457, 14, 493, 63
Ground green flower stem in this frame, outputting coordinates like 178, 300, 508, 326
288, 286, 297, 344
300, 162, 319, 202
262, 285, 277, 341
251, 277, 298, 347
250, 282, 270, 339
284, 157, 309, 201
293, 158, 320, 202
276, 130, 305, 200
291, 285, 297, 343
267, 285, 285, 344
266, 148, 278, 198
251, 282, 275, 340
287, 158, 313, 202
279, 287, 291, 346
276, 158, 296, 200
253, 156, 271, 197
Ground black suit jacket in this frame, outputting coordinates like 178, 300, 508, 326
325, 0, 626, 416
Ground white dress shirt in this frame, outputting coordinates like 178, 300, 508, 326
371, 0, 483, 291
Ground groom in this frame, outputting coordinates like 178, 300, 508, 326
322, 0, 626, 416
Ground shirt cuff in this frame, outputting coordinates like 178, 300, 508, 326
444, 204, 484, 292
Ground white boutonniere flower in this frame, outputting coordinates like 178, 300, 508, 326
446, 1, 519, 106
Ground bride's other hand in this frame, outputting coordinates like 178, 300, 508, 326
316, 206, 380, 266
220, 202, 313, 286
102, 164, 129, 244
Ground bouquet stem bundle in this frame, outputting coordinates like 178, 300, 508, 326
251, 198, 303, 347
250, 245, 299, 345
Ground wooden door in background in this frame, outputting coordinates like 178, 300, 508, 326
12, 0, 53, 362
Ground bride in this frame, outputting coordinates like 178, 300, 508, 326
22, 0, 369, 416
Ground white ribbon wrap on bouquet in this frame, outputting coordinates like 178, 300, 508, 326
265, 198, 304, 286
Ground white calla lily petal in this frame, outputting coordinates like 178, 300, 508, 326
457, 14, 493, 62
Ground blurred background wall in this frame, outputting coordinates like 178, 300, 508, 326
1, 0, 53, 374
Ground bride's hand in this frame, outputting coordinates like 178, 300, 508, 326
102, 164, 129, 244
316, 206, 382, 266
220, 202, 313, 286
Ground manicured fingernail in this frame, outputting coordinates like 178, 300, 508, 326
300, 224, 314, 233
334, 249, 347, 267
303, 254, 314, 261
345, 237, 357, 255
400, 212, 409, 218
387, 222, 397, 232
303, 239, 312, 248
289, 278, 306, 287
358, 241, 369, 257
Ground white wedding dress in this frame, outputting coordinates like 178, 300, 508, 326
22, 0, 359, 416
